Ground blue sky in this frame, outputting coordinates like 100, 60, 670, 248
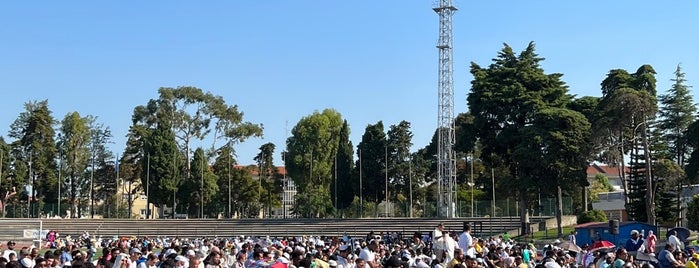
1, 1, 697, 166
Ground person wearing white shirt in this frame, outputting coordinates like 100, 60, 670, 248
359, 240, 378, 268
458, 225, 473, 252
2, 241, 17, 261
433, 223, 446, 263
568, 231, 577, 246
668, 230, 684, 251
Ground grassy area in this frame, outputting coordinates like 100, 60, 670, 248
515, 226, 576, 241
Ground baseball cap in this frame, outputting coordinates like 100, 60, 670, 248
130, 248, 142, 255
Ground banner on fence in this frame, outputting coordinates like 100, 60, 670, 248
23, 229, 48, 239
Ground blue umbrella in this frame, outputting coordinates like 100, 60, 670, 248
667, 227, 691, 242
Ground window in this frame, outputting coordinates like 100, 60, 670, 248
140, 209, 147, 216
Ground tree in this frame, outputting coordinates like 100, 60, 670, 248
332, 120, 355, 212
85, 117, 113, 218
467, 42, 571, 233
183, 148, 218, 218
254, 143, 278, 218
578, 209, 608, 224
58, 112, 92, 218
355, 121, 387, 204
654, 159, 684, 226
687, 195, 699, 231
8, 100, 58, 217
596, 65, 658, 224
142, 119, 183, 217
285, 109, 343, 217
658, 64, 696, 166
128, 87, 262, 217
387, 120, 413, 214
516, 108, 591, 236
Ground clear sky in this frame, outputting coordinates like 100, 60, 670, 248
1, 1, 697, 166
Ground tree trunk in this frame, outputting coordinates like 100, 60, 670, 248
642, 120, 656, 225
556, 185, 563, 237
583, 185, 589, 212
520, 190, 530, 235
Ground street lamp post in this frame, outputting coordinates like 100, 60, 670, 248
491, 167, 496, 217
470, 153, 474, 218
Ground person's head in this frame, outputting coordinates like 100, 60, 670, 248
6, 241, 15, 250
290, 250, 304, 267
438, 223, 445, 231
631, 230, 639, 239
464, 256, 477, 268
648, 230, 654, 236
111, 248, 122, 259
615, 249, 628, 260
605, 256, 614, 264
514, 256, 523, 265
356, 258, 366, 268
30, 248, 39, 259
207, 252, 221, 265
146, 254, 159, 267
464, 224, 471, 233
130, 248, 142, 261
454, 248, 464, 261
665, 243, 674, 252
30, 256, 46, 268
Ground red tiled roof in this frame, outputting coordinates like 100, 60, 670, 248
234, 165, 287, 176
586, 164, 629, 177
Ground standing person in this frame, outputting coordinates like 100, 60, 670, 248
625, 231, 644, 253
668, 231, 684, 252
358, 240, 379, 268
335, 245, 351, 268
433, 223, 446, 263
458, 225, 473, 253
645, 230, 657, 254
568, 231, 577, 246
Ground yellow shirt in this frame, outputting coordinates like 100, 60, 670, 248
686, 260, 698, 268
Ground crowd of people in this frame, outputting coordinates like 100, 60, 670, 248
0, 224, 692, 268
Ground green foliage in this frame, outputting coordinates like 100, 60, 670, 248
578, 209, 608, 224
355, 121, 387, 203
587, 174, 615, 202
255, 143, 280, 217
687, 195, 699, 231
59, 111, 92, 217
180, 148, 219, 217
333, 120, 355, 210
658, 65, 696, 166
285, 109, 343, 217
142, 119, 183, 213
387, 121, 414, 208
467, 42, 575, 230
8, 100, 58, 217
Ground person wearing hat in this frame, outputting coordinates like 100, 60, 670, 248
335, 244, 351, 268
129, 248, 147, 268
625, 230, 643, 253
3, 241, 16, 261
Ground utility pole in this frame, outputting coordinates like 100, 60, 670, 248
385, 145, 388, 217
115, 153, 119, 218
470, 153, 474, 217
359, 148, 363, 218
90, 153, 95, 218
146, 154, 150, 219
201, 155, 204, 218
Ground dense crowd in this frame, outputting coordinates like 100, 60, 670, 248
0, 224, 690, 268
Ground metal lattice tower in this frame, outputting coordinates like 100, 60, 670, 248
434, 0, 457, 218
